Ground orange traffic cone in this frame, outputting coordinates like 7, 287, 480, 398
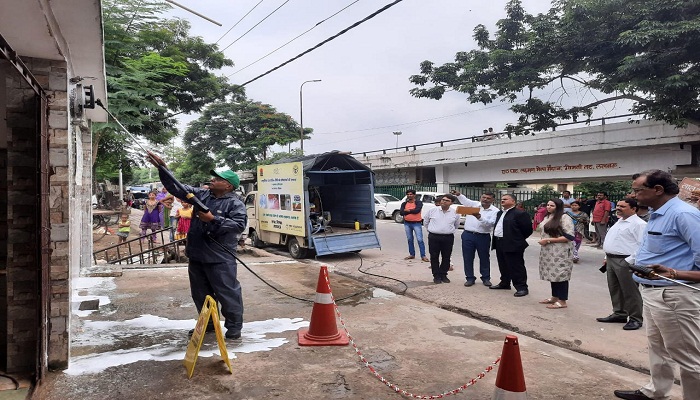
492, 335, 527, 399
298, 266, 349, 346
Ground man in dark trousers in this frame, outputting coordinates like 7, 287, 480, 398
147, 151, 247, 340
490, 193, 534, 297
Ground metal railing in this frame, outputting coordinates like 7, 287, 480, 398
375, 184, 632, 219
374, 184, 438, 199
356, 113, 640, 158
92, 227, 185, 265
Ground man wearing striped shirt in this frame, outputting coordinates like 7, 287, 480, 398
424, 194, 461, 284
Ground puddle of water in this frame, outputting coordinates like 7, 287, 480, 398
337, 287, 397, 306
65, 315, 309, 375
372, 288, 396, 299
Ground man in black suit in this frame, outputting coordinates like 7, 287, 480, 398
490, 194, 534, 297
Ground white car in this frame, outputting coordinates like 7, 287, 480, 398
374, 193, 400, 219
385, 191, 466, 225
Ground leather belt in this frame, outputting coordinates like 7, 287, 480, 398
464, 230, 489, 235
606, 253, 629, 259
641, 283, 666, 288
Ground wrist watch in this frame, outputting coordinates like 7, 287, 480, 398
547, 239, 551, 244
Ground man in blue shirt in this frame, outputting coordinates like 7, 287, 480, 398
614, 170, 700, 400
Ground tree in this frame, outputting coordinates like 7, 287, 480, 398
95, 0, 236, 175
574, 181, 632, 199
409, 0, 700, 135
184, 99, 307, 172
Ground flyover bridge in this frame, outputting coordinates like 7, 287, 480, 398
354, 117, 700, 192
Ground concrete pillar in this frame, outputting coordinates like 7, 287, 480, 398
434, 165, 449, 193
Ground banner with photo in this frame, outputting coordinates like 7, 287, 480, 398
257, 162, 306, 236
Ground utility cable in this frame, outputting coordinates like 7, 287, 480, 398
310, 186, 409, 295
219, 0, 292, 53
227, 0, 360, 77
215, 0, 265, 44
240, 0, 406, 86
209, 235, 370, 303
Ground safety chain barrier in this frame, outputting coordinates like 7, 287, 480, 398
323, 269, 501, 398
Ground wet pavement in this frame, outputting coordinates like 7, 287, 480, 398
30, 244, 682, 399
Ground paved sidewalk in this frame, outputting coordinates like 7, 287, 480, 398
29, 246, 681, 399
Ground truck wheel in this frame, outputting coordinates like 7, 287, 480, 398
393, 211, 404, 223
250, 230, 264, 248
288, 237, 308, 259
376, 210, 386, 219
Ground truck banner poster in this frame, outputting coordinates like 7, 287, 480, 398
257, 162, 306, 236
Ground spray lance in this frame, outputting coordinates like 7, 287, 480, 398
95, 99, 209, 214
629, 264, 700, 292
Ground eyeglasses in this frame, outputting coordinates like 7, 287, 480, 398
211, 176, 227, 183
630, 187, 650, 193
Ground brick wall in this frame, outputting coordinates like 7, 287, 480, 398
4, 60, 40, 372
1, 57, 72, 373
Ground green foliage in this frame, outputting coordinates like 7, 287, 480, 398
536, 184, 555, 194
95, 0, 236, 169
409, 0, 700, 134
184, 100, 306, 171
574, 181, 632, 199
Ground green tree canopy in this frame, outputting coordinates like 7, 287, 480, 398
95, 0, 236, 176
183, 99, 308, 172
574, 181, 632, 200
409, 0, 700, 135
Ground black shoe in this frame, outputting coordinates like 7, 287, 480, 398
623, 320, 643, 330
442, 277, 451, 283
225, 330, 241, 340
596, 315, 628, 323
433, 278, 442, 284
489, 284, 511, 290
613, 389, 653, 400
188, 325, 215, 337
513, 290, 529, 297
482, 280, 492, 287
464, 281, 475, 287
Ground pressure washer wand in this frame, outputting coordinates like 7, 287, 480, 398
630, 264, 700, 292
95, 99, 150, 154
95, 99, 209, 214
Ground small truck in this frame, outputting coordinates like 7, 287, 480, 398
244, 151, 381, 258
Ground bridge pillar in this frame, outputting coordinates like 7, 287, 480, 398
435, 165, 450, 193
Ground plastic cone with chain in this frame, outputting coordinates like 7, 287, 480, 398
298, 266, 349, 346
492, 335, 527, 399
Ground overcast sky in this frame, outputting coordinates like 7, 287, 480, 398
166, 0, 619, 157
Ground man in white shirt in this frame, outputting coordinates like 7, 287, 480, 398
597, 198, 647, 330
424, 194, 461, 284
452, 191, 499, 287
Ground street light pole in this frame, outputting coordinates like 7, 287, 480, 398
300, 79, 321, 155
393, 131, 402, 152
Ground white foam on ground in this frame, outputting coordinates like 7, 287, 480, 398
71, 277, 115, 317
65, 314, 308, 375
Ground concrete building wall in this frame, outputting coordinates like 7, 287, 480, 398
357, 120, 700, 187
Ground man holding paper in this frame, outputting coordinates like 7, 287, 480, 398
452, 191, 499, 287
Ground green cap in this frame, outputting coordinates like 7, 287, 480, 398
210, 169, 240, 188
